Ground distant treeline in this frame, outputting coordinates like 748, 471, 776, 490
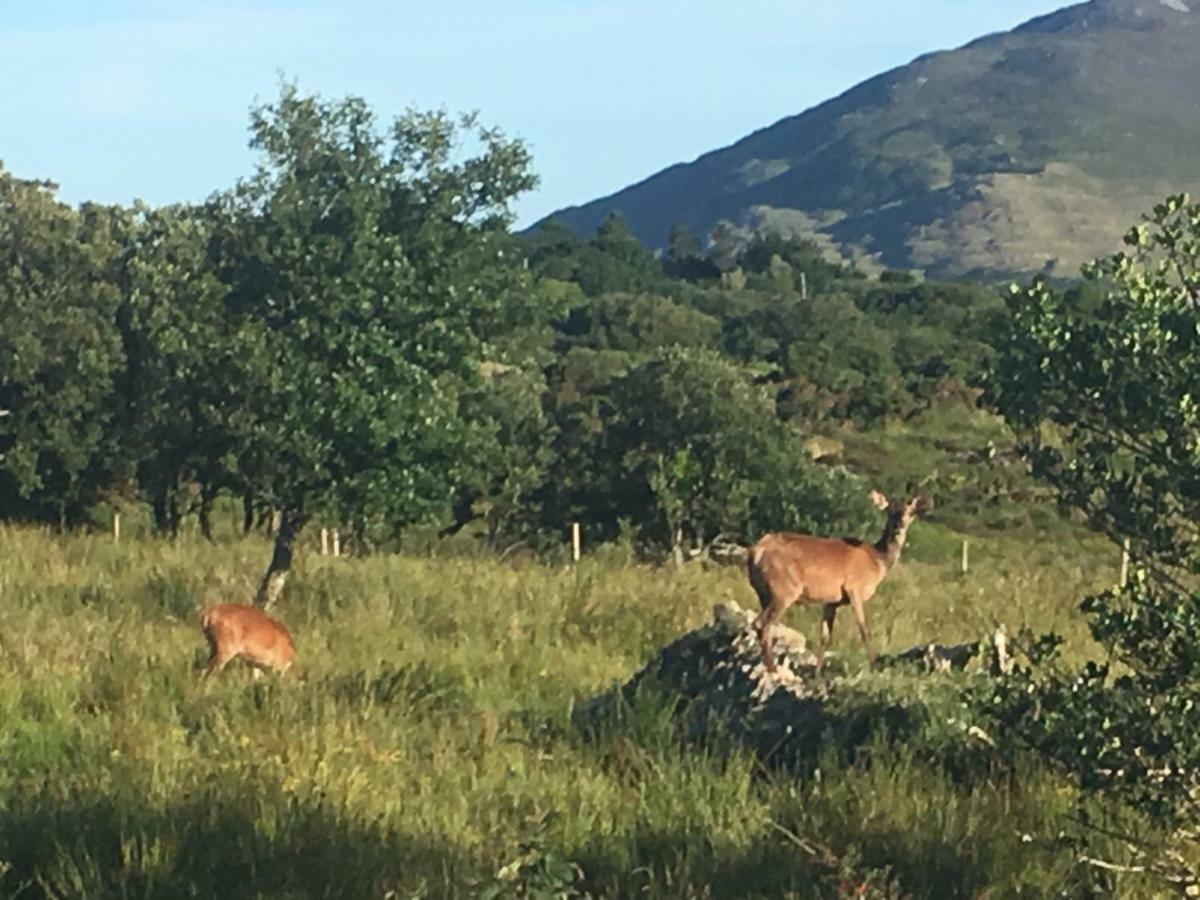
0, 84, 1029, 566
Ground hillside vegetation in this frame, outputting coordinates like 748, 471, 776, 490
536, 0, 1200, 279
0, 524, 1158, 898
6, 76, 1200, 895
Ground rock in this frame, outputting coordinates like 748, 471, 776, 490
574, 601, 1000, 773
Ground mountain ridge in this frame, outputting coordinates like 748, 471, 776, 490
534, 0, 1200, 279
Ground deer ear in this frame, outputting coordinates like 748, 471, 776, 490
910, 493, 932, 513
869, 490, 889, 510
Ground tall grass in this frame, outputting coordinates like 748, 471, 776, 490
0, 524, 1160, 898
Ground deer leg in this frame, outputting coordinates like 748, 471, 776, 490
203, 641, 235, 678
753, 604, 780, 673
818, 604, 837, 670
849, 598, 874, 665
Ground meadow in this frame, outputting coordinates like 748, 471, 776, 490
0, 518, 1168, 898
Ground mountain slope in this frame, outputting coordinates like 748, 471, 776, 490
535, 0, 1200, 279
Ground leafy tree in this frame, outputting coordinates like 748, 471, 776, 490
522, 214, 666, 297
554, 292, 720, 354
529, 346, 638, 547
663, 223, 718, 281
981, 194, 1200, 878
601, 347, 872, 559
523, 219, 584, 283
207, 83, 537, 605
112, 203, 245, 539
707, 223, 740, 274
443, 363, 557, 547
878, 268, 917, 285
574, 213, 664, 296
738, 232, 846, 295
763, 293, 905, 426
0, 170, 126, 525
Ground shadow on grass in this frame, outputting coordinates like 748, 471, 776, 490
571, 815, 1095, 900
572, 825, 913, 899
576, 670, 1002, 790
0, 783, 479, 899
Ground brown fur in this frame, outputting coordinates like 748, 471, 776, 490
199, 603, 296, 676
749, 490, 929, 672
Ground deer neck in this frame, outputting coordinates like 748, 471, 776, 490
873, 516, 911, 570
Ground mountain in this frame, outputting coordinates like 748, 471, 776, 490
534, 0, 1200, 280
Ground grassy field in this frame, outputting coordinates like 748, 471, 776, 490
0, 521, 1167, 898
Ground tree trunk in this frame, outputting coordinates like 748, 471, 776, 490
242, 489, 255, 535
254, 507, 306, 609
152, 488, 170, 536
198, 484, 218, 542
152, 485, 180, 539
672, 525, 685, 570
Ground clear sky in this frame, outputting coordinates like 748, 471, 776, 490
1, 0, 1069, 228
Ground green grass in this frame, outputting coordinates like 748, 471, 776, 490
0, 523, 1166, 898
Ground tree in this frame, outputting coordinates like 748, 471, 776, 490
981, 194, 1200, 881
738, 232, 846, 295
0, 169, 126, 526
985, 193, 1200, 578
208, 83, 538, 606
707, 223, 740, 274
554, 292, 721, 354
767, 293, 905, 426
112, 203, 244, 539
574, 213, 664, 296
445, 364, 557, 547
663, 223, 717, 281
602, 347, 872, 560
523, 219, 584, 283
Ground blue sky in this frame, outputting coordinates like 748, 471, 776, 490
1, 0, 1067, 228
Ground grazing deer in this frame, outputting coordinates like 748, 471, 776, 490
748, 491, 930, 673
200, 603, 296, 677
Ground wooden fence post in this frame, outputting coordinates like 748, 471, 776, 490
332, 528, 341, 558
571, 522, 581, 563
1119, 537, 1130, 588
113, 511, 121, 543
321, 528, 329, 556
990, 624, 1013, 677
960, 539, 969, 577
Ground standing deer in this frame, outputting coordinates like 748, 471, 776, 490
748, 490, 930, 673
200, 603, 296, 677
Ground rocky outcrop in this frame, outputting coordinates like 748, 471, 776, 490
575, 602, 1002, 771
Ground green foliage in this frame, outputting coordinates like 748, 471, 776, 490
775, 293, 904, 426
451, 364, 559, 547
113, 203, 244, 537
0, 170, 126, 524
582, 347, 873, 554
529, 214, 665, 297
208, 83, 537, 534
985, 194, 1200, 572
555, 291, 721, 354
662, 223, 718, 282
737, 232, 846, 295
708, 222, 739, 274
479, 813, 586, 899
0, 80, 1057, 567
981, 194, 1200, 871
